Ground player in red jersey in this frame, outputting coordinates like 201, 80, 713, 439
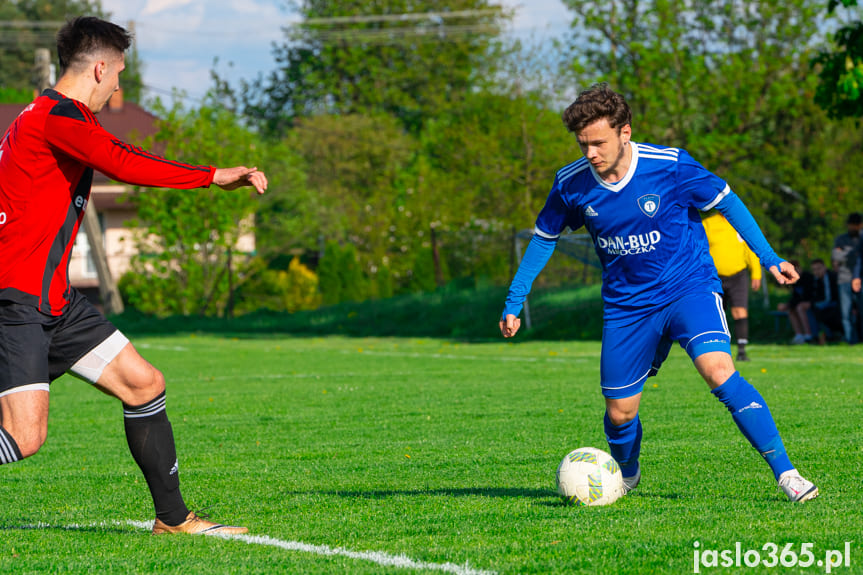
0, 16, 267, 534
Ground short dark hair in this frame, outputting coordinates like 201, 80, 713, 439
56, 16, 131, 72
847, 212, 862, 225
562, 83, 632, 134
811, 258, 826, 266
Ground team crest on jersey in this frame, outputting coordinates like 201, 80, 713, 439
637, 194, 660, 218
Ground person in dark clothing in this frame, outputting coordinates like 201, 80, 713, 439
808, 258, 841, 343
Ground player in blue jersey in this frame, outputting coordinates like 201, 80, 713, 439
500, 84, 817, 502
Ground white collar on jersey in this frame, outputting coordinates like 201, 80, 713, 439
589, 140, 638, 192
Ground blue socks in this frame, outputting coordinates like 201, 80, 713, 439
711, 371, 794, 480
604, 372, 794, 482
604, 411, 642, 478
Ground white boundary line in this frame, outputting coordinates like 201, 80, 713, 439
18, 521, 496, 574
122, 520, 496, 575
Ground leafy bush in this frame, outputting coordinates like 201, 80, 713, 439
233, 257, 321, 314
318, 241, 368, 305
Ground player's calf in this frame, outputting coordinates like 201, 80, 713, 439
0, 388, 49, 460
124, 390, 190, 526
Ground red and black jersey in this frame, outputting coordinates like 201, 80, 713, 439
0, 89, 215, 316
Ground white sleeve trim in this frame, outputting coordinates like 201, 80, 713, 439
533, 226, 560, 239
701, 184, 731, 211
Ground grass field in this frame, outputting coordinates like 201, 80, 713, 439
1, 333, 861, 574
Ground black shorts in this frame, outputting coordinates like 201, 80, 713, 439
720, 269, 750, 309
0, 289, 118, 394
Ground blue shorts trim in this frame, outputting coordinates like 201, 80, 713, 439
600, 292, 731, 399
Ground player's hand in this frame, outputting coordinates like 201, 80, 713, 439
499, 314, 521, 338
853, 278, 862, 293
213, 166, 268, 195
751, 278, 762, 291
769, 261, 798, 286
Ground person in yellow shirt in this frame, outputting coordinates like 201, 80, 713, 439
703, 211, 763, 361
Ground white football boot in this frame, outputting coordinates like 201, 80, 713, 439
622, 465, 641, 494
778, 470, 818, 502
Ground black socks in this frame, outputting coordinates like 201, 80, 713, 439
123, 391, 189, 526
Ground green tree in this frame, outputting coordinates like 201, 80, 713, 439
420, 89, 573, 229
289, 112, 419, 285
412, 46, 578, 285
0, 1, 144, 103
559, 0, 862, 260
813, 0, 863, 118
317, 241, 367, 305
122, 95, 303, 316
251, 144, 315, 263
0, 1, 104, 91
232, 0, 511, 136
562, 1, 825, 159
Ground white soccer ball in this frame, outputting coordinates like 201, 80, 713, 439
556, 447, 625, 506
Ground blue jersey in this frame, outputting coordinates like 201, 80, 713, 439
534, 142, 728, 325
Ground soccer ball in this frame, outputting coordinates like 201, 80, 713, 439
556, 447, 625, 506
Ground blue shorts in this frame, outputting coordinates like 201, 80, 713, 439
600, 291, 731, 399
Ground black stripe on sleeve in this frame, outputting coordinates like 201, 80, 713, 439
110, 140, 212, 173
74, 100, 99, 126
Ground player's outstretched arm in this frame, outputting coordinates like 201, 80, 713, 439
768, 261, 799, 286
498, 233, 557, 338
213, 166, 268, 195
714, 192, 788, 279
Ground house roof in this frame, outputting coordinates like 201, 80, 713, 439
0, 91, 161, 185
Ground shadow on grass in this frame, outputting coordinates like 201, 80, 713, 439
0, 522, 136, 535
308, 486, 684, 506
301, 486, 556, 500
621, 491, 685, 501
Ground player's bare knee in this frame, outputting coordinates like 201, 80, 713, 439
695, 352, 736, 389
706, 365, 737, 388
605, 393, 641, 426
607, 411, 636, 426
130, 364, 165, 405
111, 360, 165, 406
149, 366, 166, 394
606, 405, 638, 426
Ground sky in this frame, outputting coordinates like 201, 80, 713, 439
99, 1, 574, 104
